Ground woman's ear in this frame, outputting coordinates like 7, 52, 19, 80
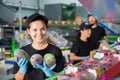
80, 30, 83, 33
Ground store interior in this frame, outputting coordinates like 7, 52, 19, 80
0, 0, 120, 80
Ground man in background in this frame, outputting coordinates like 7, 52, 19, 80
87, 14, 108, 49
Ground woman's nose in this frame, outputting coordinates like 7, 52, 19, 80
37, 30, 42, 35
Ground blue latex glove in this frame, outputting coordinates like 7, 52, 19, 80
15, 57, 28, 74
81, 56, 90, 60
33, 63, 44, 69
33, 60, 56, 77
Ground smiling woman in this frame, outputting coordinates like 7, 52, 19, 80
12, 13, 65, 80
27, 20, 48, 45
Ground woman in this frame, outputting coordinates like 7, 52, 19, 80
70, 22, 95, 64
12, 13, 64, 80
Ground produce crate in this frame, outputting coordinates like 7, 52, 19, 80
46, 60, 120, 80
97, 61, 120, 80
45, 63, 80, 80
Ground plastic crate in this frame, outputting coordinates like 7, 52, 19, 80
46, 61, 120, 80
45, 63, 80, 80
97, 61, 120, 80
105, 61, 120, 80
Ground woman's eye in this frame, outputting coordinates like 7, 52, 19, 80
33, 29, 37, 32
41, 27, 46, 31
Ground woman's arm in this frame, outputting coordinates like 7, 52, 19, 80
15, 71, 25, 80
13, 58, 28, 80
103, 36, 108, 41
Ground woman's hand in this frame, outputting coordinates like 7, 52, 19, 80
33, 60, 56, 77
15, 57, 28, 74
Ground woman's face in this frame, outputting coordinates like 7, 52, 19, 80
88, 16, 97, 24
27, 20, 47, 43
81, 29, 91, 38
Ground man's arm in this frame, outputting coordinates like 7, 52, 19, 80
103, 36, 108, 41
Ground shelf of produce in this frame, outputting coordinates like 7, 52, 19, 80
45, 58, 120, 80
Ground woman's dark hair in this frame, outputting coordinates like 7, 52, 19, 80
27, 13, 49, 28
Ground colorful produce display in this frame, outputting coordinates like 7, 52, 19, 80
55, 47, 120, 80
57, 67, 96, 80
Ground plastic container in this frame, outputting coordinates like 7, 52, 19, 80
97, 61, 120, 80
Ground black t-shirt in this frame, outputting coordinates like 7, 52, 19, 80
70, 38, 95, 64
12, 43, 64, 80
89, 25, 106, 49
